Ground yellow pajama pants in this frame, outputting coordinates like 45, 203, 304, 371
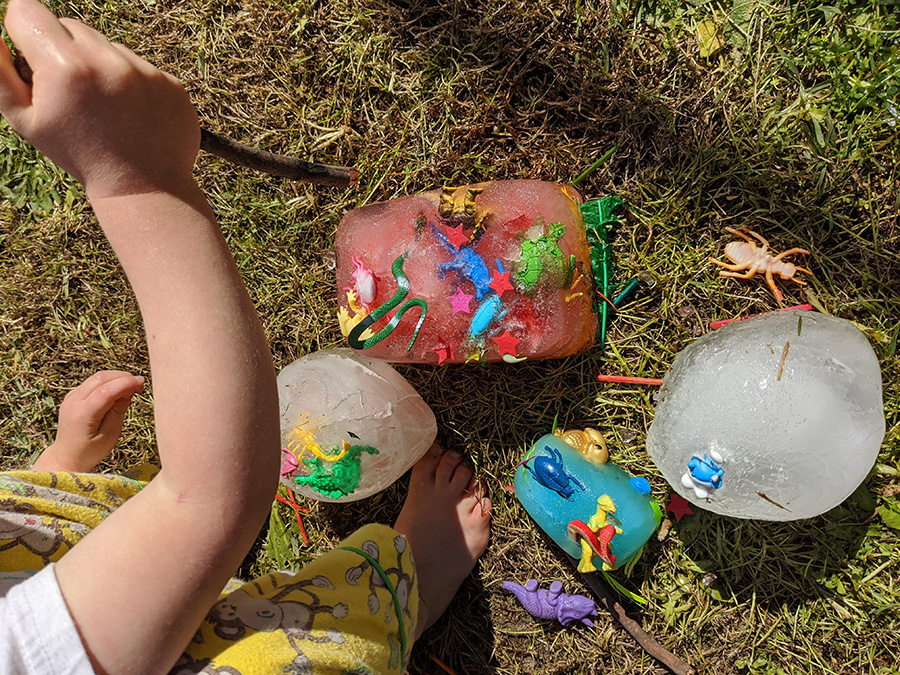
0, 467, 418, 675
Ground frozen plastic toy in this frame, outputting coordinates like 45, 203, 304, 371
514, 431, 661, 573
277, 348, 437, 502
335, 180, 604, 364
647, 310, 885, 520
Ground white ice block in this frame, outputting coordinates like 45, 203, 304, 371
277, 348, 437, 502
647, 311, 885, 520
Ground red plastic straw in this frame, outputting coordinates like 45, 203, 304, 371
430, 655, 458, 675
275, 491, 310, 546
709, 304, 813, 329
596, 374, 664, 385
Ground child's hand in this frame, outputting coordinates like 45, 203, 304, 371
0, 0, 200, 199
32, 370, 145, 473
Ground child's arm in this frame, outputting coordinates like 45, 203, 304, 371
0, 1, 281, 673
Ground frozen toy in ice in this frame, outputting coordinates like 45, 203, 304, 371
277, 348, 437, 502
514, 431, 661, 573
518, 445, 586, 500
682, 451, 725, 499
553, 426, 609, 464
647, 310, 885, 520
335, 180, 610, 363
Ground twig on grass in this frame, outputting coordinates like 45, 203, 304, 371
199, 130, 359, 188
12, 53, 358, 188
567, 554, 696, 675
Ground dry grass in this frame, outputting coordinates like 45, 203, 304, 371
1, 1, 899, 674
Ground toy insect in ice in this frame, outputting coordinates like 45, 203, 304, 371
517, 446, 585, 500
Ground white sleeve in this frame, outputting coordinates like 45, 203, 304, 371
0, 565, 94, 674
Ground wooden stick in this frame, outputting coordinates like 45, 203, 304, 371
567, 555, 696, 675
200, 129, 359, 188
13, 53, 358, 188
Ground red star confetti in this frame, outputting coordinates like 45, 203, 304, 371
489, 268, 514, 297
491, 330, 519, 356
434, 340, 453, 365
447, 287, 474, 314
445, 224, 469, 250
666, 493, 694, 521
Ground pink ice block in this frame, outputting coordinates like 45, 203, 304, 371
335, 180, 598, 364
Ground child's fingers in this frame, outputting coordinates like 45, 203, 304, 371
93, 377, 145, 438
68, 370, 141, 402
82, 373, 145, 413
3, 0, 74, 69
0, 0, 73, 123
57, 18, 142, 67
0, 32, 32, 113
58, 17, 140, 70
79, 374, 143, 439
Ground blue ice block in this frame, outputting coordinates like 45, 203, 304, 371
514, 434, 661, 570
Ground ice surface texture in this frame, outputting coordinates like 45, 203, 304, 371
335, 180, 597, 363
647, 311, 885, 520
277, 348, 437, 502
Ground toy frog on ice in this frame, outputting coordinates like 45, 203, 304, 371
335, 181, 602, 364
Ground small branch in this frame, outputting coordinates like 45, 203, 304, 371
567, 555, 696, 675
200, 129, 359, 188
776, 341, 790, 381
12, 52, 358, 189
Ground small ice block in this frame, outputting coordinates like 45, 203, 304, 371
277, 348, 437, 502
335, 180, 598, 363
514, 434, 661, 572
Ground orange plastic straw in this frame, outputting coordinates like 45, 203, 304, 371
275, 491, 310, 546
430, 655, 458, 675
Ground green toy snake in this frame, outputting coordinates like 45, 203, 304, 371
348, 255, 427, 351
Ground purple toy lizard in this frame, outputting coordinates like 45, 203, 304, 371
502, 579, 598, 627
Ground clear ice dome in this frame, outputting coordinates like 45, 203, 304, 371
277, 348, 437, 502
647, 310, 885, 520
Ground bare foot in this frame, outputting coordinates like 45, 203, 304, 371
393, 445, 492, 638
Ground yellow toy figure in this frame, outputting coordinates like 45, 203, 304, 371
576, 495, 624, 573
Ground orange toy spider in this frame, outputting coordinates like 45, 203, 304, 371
710, 227, 812, 303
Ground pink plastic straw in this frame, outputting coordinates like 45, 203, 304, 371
596, 374, 664, 386
709, 304, 813, 329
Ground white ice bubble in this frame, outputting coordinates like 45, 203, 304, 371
277, 348, 437, 502
647, 311, 885, 520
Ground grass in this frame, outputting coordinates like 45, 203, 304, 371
1, 0, 899, 673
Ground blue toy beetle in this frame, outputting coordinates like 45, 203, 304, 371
518, 446, 585, 500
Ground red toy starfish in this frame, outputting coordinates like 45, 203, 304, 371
492, 330, 519, 356
666, 493, 694, 521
